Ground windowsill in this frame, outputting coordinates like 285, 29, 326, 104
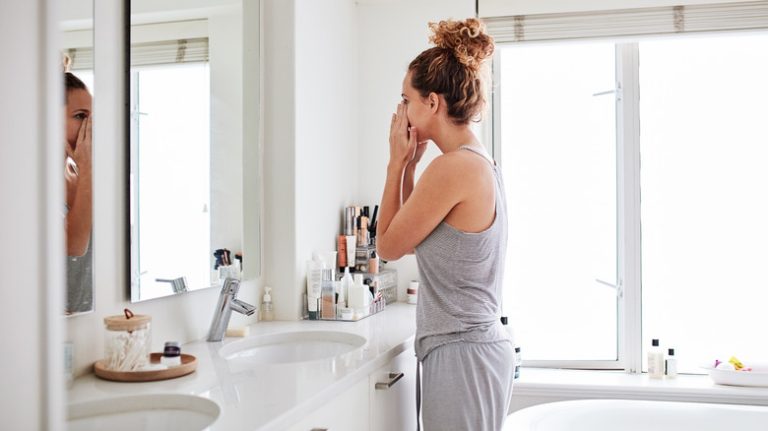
514, 368, 768, 405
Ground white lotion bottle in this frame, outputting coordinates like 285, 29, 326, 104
345, 235, 356, 270
306, 253, 324, 320
648, 339, 664, 379
340, 267, 353, 308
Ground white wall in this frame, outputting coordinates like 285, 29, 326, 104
0, 1, 64, 429
66, 1, 262, 377
262, 0, 298, 319
356, 0, 476, 298
268, 0, 474, 317
294, 0, 359, 316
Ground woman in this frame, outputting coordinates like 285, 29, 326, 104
376, 18, 513, 430
64, 70, 93, 314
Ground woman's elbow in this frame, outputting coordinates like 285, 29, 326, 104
376, 239, 405, 261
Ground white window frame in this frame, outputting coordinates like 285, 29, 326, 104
491, 43, 640, 371
487, 1, 768, 372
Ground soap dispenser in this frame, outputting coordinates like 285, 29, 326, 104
261, 287, 274, 321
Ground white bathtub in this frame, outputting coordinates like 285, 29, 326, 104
504, 399, 768, 431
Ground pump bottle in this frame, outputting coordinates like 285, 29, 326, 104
261, 287, 274, 321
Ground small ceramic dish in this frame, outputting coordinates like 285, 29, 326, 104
702, 362, 768, 387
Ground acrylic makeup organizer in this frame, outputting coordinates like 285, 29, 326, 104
305, 268, 398, 322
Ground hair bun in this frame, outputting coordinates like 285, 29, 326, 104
428, 18, 494, 71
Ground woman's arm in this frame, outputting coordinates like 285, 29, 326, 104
376, 104, 463, 261
402, 141, 427, 204
66, 116, 92, 257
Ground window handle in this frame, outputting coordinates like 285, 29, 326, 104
596, 278, 624, 298
592, 89, 616, 96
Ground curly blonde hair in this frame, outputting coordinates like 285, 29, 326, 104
408, 18, 494, 124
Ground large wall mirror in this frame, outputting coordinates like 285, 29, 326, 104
129, 0, 260, 302
62, 0, 95, 316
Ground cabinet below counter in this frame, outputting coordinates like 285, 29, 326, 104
68, 303, 418, 431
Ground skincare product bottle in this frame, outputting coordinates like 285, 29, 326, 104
369, 251, 379, 274
648, 339, 664, 379
665, 348, 677, 378
341, 267, 353, 305
345, 235, 356, 270
337, 235, 347, 269
407, 280, 419, 304
306, 253, 324, 320
349, 274, 366, 312
261, 287, 274, 321
321, 269, 336, 319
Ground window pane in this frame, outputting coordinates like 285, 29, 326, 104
137, 63, 211, 298
499, 42, 618, 361
640, 34, 768, 374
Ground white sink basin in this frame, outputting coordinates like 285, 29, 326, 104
219, 330, 367, 365
68, 393, 220, 431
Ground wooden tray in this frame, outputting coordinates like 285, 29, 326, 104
94, 353, 197, 382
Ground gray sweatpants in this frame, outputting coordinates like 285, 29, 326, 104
420, 341, 515, 431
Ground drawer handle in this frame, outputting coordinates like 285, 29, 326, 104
310, 428, 328, 431
375, 372, 404, 390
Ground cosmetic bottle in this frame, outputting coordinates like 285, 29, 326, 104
369, 251, 379, 274
345, 236, 356, 271
648, 339, 664, 379
665, 348, 677, 378
348, 274, 366, 314
339, 267, 353, 309
306, 253, 323, 320
337, 235, 347, 269
261, 287, 274, 321
321, 269, 336, 319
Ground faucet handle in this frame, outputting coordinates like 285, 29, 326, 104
220, 277, 241, 295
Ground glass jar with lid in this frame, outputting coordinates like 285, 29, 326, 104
103, 309, 152, 371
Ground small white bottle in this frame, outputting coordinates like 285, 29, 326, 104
261, 287, 274, 321
339, 267, 353, 308
648, 339, 664, 379
665, 348, 677, 378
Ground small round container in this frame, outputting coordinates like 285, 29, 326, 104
161, 341, 182, 367
103, 309, 152, 372
407, 280, 419, 304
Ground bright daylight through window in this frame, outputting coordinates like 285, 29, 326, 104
498, 33, 768, 374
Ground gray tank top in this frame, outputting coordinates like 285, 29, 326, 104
414, 145, 510, 361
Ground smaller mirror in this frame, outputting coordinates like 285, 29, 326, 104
61, 0, 94, 315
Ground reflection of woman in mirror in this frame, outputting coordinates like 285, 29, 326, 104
64, 65, 93, 314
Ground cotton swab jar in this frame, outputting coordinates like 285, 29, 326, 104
103, 309, 152, 372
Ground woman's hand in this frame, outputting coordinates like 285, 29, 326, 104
408, 141, 428, 168
72, 115, 92, 174
389, 102, 418, 169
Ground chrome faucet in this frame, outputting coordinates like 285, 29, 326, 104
155, 276, 188, 293
207, 277, 256, 341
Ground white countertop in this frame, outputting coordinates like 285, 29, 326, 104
68, 303, 418, 431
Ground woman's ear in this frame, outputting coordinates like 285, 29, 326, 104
428, 92, 439, 113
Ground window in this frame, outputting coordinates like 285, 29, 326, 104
499, 42, 618, 365
639, 34, 768, 374
131, 63, 211, 300
496, 32, 768, 373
